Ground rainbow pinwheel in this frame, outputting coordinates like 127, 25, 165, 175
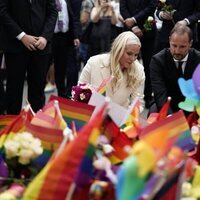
178, 64, 200, 122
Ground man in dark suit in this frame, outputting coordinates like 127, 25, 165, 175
0, 0, 58, 114
150, 25, 200, 114
120, 0, 157, 108
155, 0, 200, 53
53, 0, 81, 98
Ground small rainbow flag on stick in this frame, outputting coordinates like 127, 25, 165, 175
96, 77, 112, 96
49, 95, 95, 131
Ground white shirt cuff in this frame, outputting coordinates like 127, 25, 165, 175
184, 18, 190, 25
16, 32, 26, 40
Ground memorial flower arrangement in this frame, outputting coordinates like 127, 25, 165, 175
143, 16, 156, 32
0, 132, 43, 185
71, 83, 93, 103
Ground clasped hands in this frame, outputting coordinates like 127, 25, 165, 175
21, 34, 47, 51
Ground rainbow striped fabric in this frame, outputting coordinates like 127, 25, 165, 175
140, 111, 195, 155
22, 103, 107, 200
49, 95, 95, 131
0, 107, 34, 152
0, 115, 16, 130
25, 101, 66, 167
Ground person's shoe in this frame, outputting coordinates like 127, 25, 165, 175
44, 82, 56, 93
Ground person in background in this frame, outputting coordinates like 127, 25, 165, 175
79, 31, 145, 111
154, 0, 200, 53
0, 0, 57, 114
53, 0, 82, 98
89, 0, 117, 56
79, 0, 95, 66
120, 0, 157, 109
150, 24, 200, 115
110, 0, 124, 41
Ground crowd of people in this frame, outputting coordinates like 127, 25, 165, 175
0, 0, 200, 117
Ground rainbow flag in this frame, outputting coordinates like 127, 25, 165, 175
102, 116, 133, 164
0, 107, 34, 152
25, 121, 64, 167
49, 95, 95, 131
0, 115, 16, 130
32, 100, 67, 130
96, 77, 112, 96
147, 97, 171, 124
22, 103, 108, 200
140, 111, 195, 156
25, 101, 66, 166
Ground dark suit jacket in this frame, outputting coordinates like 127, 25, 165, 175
150, 48, 200, 113
0, 0, 58, 54
156, 0, 200, 44
120, 0, 157, 37
63, 0, 81, 44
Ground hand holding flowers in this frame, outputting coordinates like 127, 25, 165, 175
158, 0, 176, 24
143, 16, 156, 32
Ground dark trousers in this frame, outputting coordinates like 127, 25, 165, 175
4, 51, 50, 114
53, 33, 79, 98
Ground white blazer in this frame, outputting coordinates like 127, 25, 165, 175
79, 53, 145, 111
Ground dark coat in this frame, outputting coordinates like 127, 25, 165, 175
150, 48, 200, 112
0, 0, 58, 54
156, 0, 200, 44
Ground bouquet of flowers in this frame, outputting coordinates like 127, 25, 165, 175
1, 132, 43, 184
143, 16, 156, 32
71, 83, 93, 104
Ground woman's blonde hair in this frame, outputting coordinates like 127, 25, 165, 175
109, 31, 142, 92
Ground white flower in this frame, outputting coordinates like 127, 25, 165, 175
18, 149, 34, 165
4, 140, 20, 159
20, 132, 34, 142
160, 0, 166, 3
147, 16, 154, 22
30, 139, 43, 158
4, 131, 43, 164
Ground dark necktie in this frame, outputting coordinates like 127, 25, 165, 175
177, 61, 183, 77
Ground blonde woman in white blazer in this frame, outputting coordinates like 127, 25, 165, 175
79, 31, 145, 111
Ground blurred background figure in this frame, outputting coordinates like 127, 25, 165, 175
53, 0, 82, 98
89, 0, 117, 57
110, 0, 124, 40
120, 0, 157, 108
0, 0, 57, 114
154, 0, 200, 53
79, 0, 95, 66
